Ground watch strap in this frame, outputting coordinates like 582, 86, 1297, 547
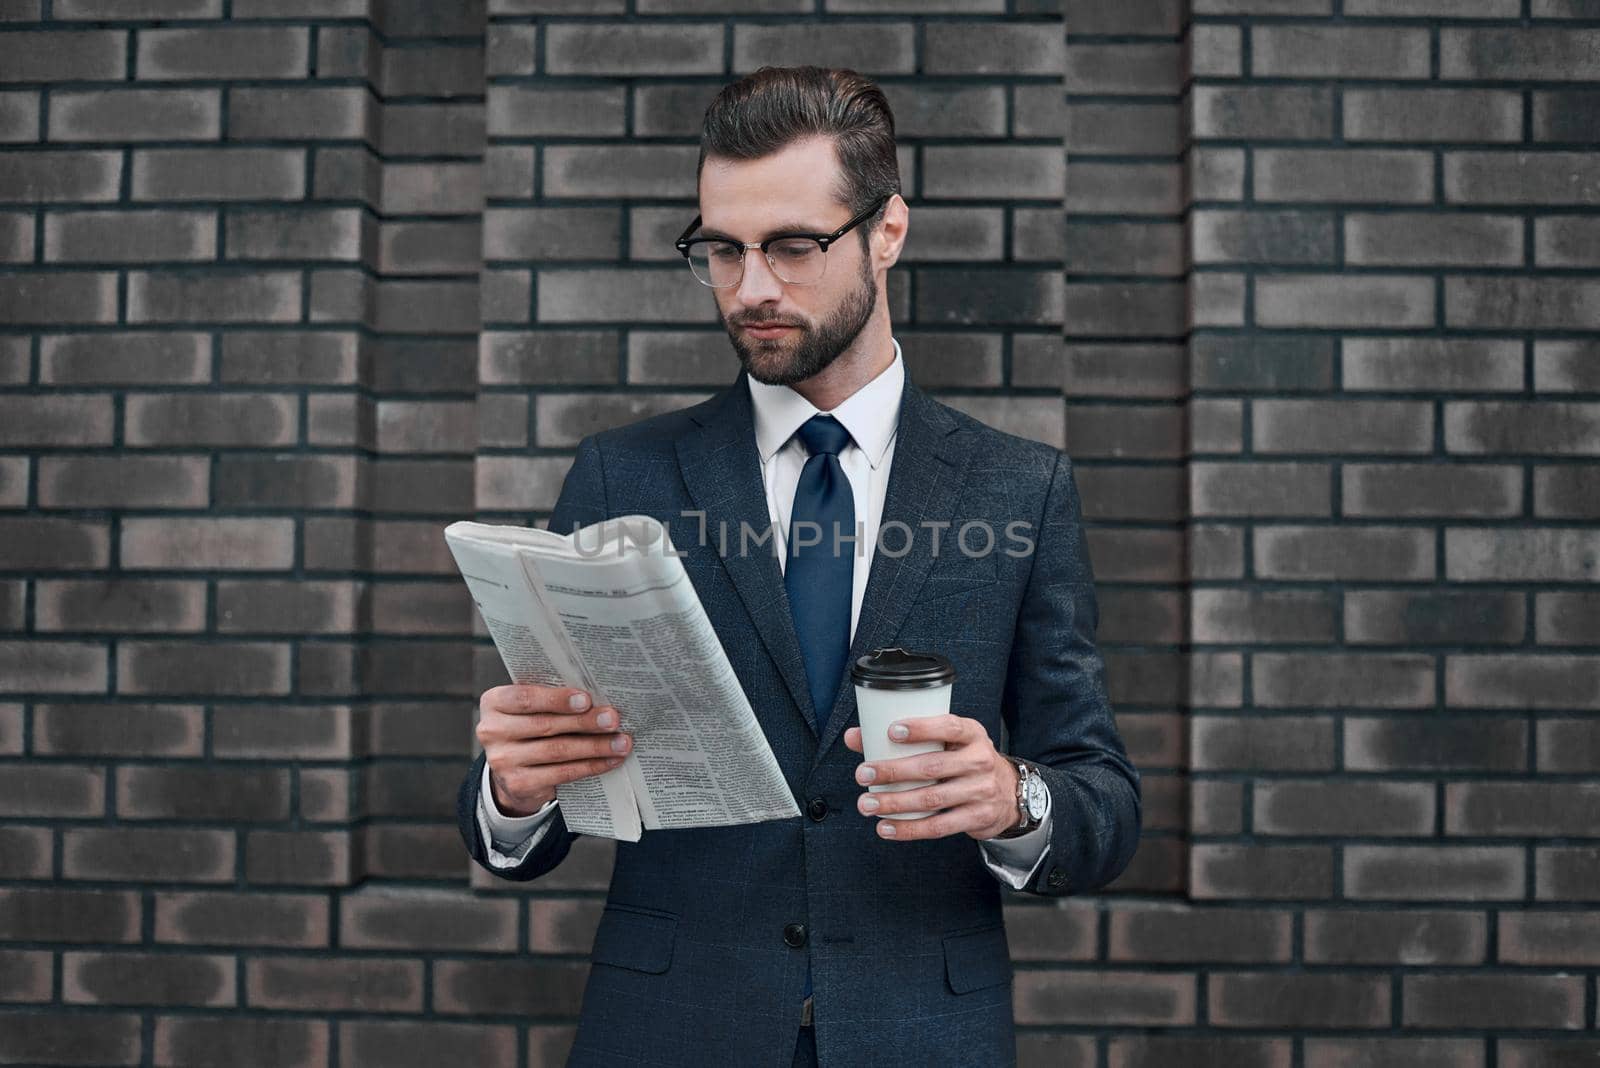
993, 755, 1041, 839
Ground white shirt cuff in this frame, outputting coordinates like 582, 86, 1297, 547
476, 761, 560, 869
977, 786, 1053, 891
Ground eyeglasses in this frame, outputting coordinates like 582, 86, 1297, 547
674, 195, 890, 288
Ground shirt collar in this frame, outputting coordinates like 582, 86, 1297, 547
748, 337, 903, 470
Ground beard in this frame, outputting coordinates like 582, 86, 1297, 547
722, 257, 878, 387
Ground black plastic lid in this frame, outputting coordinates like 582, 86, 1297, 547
851, 647, 955, 690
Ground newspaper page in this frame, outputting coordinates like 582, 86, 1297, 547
445, 524, 640, 840
444, 515, 799, 841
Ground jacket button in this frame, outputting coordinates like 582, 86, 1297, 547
783, 923, 808, 948
807, 797, 828, 821
1047, 868, 1068, 889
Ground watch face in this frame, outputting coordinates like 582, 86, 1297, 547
1022, 775, 1049, 821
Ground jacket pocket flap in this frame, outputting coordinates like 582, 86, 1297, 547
590, 906, 677, 975
943, 923, 1011, 994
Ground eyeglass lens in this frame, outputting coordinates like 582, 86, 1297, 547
687, 238, 827, 287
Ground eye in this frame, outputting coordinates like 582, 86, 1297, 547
770, 239, 820, 261
707, 243, 743, 263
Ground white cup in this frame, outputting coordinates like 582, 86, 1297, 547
851, 647, 956, 820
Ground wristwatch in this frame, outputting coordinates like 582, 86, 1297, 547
995, 756, 1048, 839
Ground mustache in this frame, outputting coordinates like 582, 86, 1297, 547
733, 315, 806, 329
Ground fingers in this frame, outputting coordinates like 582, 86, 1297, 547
857, 777, 984, 819
882, 714, 975, 746
843, 727, 862, 752
870, 802, 988, 841
503, 754, 627, 797
855, 744, 985, 787
506, 731, 633, 768
483, 684, 595, 716
477, 688, 623, 747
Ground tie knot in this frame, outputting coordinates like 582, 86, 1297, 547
796, 414, 851, 457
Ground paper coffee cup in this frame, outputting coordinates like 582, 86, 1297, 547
851, 647, 956, 820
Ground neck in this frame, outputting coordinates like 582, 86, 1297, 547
787, 309, 895, 412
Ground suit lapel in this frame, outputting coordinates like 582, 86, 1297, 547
676, 374, 820, 732
674, 366, 971, 753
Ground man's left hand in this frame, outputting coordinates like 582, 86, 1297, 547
843, 715, 1021, 841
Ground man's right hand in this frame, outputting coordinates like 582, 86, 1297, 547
475, 685, 631, 817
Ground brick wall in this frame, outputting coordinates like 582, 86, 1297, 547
0, 0, 1596, 1064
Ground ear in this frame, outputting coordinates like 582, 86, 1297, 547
873, 194, 909, 272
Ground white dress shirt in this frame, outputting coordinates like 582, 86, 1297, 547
478, 338, 1052, 888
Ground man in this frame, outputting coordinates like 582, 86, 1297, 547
457, 66, 1141, 1067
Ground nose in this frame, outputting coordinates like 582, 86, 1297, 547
734, 247, 784, 308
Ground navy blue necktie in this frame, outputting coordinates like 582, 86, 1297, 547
785, 414, 854, 1008
785, 414, 855, 736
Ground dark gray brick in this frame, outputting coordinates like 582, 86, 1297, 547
39, 456, 210, 509
928, 147, 1062, 201
1192, 86, 1333, 141
1345, 845, 1523, 901
1191, 462, 1331, 517
0, 394, 114, 445
488, 86, 625, 138
138, 26, 309, 79
1445, 152, 1600, 205
1191, 844, 1334, 900
1305, 909, 1486, 965
1191, 715, 1335, 772
56, 0, 219, 14
154, 1018, 329, 1068
132, 148, 305, 201
1255, 149, 1432, 204
1210, 972, 1389, 1029
1253, 25, 1429, 79
0, 30, 126, 82
1346, 212, 1522, 267
0, 270, 116, 323
1256, 525, 1436, 581
0, 1011, 141, 1064
925, 22, 1063, 75
1068, 43, 1183, 96
229, 86, 372, 143
1446, 655, 1600, 711
1071, 102, 1180, 155
1447, 527, 1600, 582
1343, 338, 1523, 392
1346, 715, 1528, 773
1536, 216, 1600, 268
1192, 210, 1336, 265
1346, 589, 1526, 645
1445, 400, 1600, 454
1256, 275, 1434, 328
117, 641, 291, 696
1404, 974, 1583, 1030
1441, 28, 1600, 81
50, 88, 219, 142
1192, 335, 1334, 392
551, 23, 724, 75
1193, 590, 1334, 644
227, 207, 365, 262
1344, 88, 1522, 143
1069, 161, 1183, 214
1343, 463, 1522, 518
45, 209, 216, 263
1532, 90, 1600, 143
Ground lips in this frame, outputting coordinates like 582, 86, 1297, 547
741, 322, 800, 338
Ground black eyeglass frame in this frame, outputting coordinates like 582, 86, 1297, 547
673, 194, 891, 287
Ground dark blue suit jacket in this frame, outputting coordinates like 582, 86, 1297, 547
457, 367, 1142, 1066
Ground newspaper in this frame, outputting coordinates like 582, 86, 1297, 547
444, 514, 800, 842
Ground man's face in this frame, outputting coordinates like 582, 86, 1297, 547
697, 136, 879, 387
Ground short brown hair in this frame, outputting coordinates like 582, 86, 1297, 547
698, 66, 900, 225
